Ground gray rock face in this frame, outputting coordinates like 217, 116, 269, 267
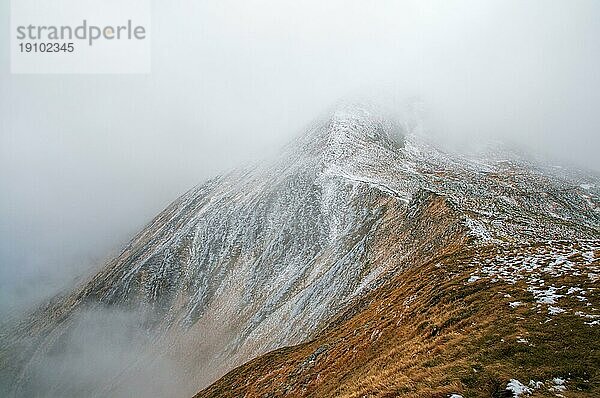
2, 105, 599, 397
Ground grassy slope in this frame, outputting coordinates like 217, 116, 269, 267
195, 242, 600, 398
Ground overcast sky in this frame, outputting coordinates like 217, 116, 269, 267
1, 0, 600, 315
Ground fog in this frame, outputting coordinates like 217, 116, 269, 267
2, 0, 600, 316
9, 305, 190, 398
1, 0, 600, 394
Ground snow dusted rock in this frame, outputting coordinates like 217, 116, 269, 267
550, 377, 567, 393
506, 379, 532, 397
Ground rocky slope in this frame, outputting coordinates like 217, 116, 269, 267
1, 105, 599, 397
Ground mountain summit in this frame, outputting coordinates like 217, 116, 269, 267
2, 105, 599, 397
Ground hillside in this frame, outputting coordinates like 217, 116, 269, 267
196, 237, 600, 397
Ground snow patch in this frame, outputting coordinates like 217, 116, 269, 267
506, 379, 532, 397
549, 377, 567, 393
464, 217, 493, 241
529, 286, 563, 305
528, 380, 544, 389
548, 306, 565, 315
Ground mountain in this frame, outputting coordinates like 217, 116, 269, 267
1, 105, 599, 398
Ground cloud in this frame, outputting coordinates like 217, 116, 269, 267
4, 305, 190, 398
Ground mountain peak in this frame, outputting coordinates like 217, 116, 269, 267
325, 104, 405, 149
287, 104, 406, 169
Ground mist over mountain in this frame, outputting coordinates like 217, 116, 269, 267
2, 1, 600, 323
1, 104, 599, 397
